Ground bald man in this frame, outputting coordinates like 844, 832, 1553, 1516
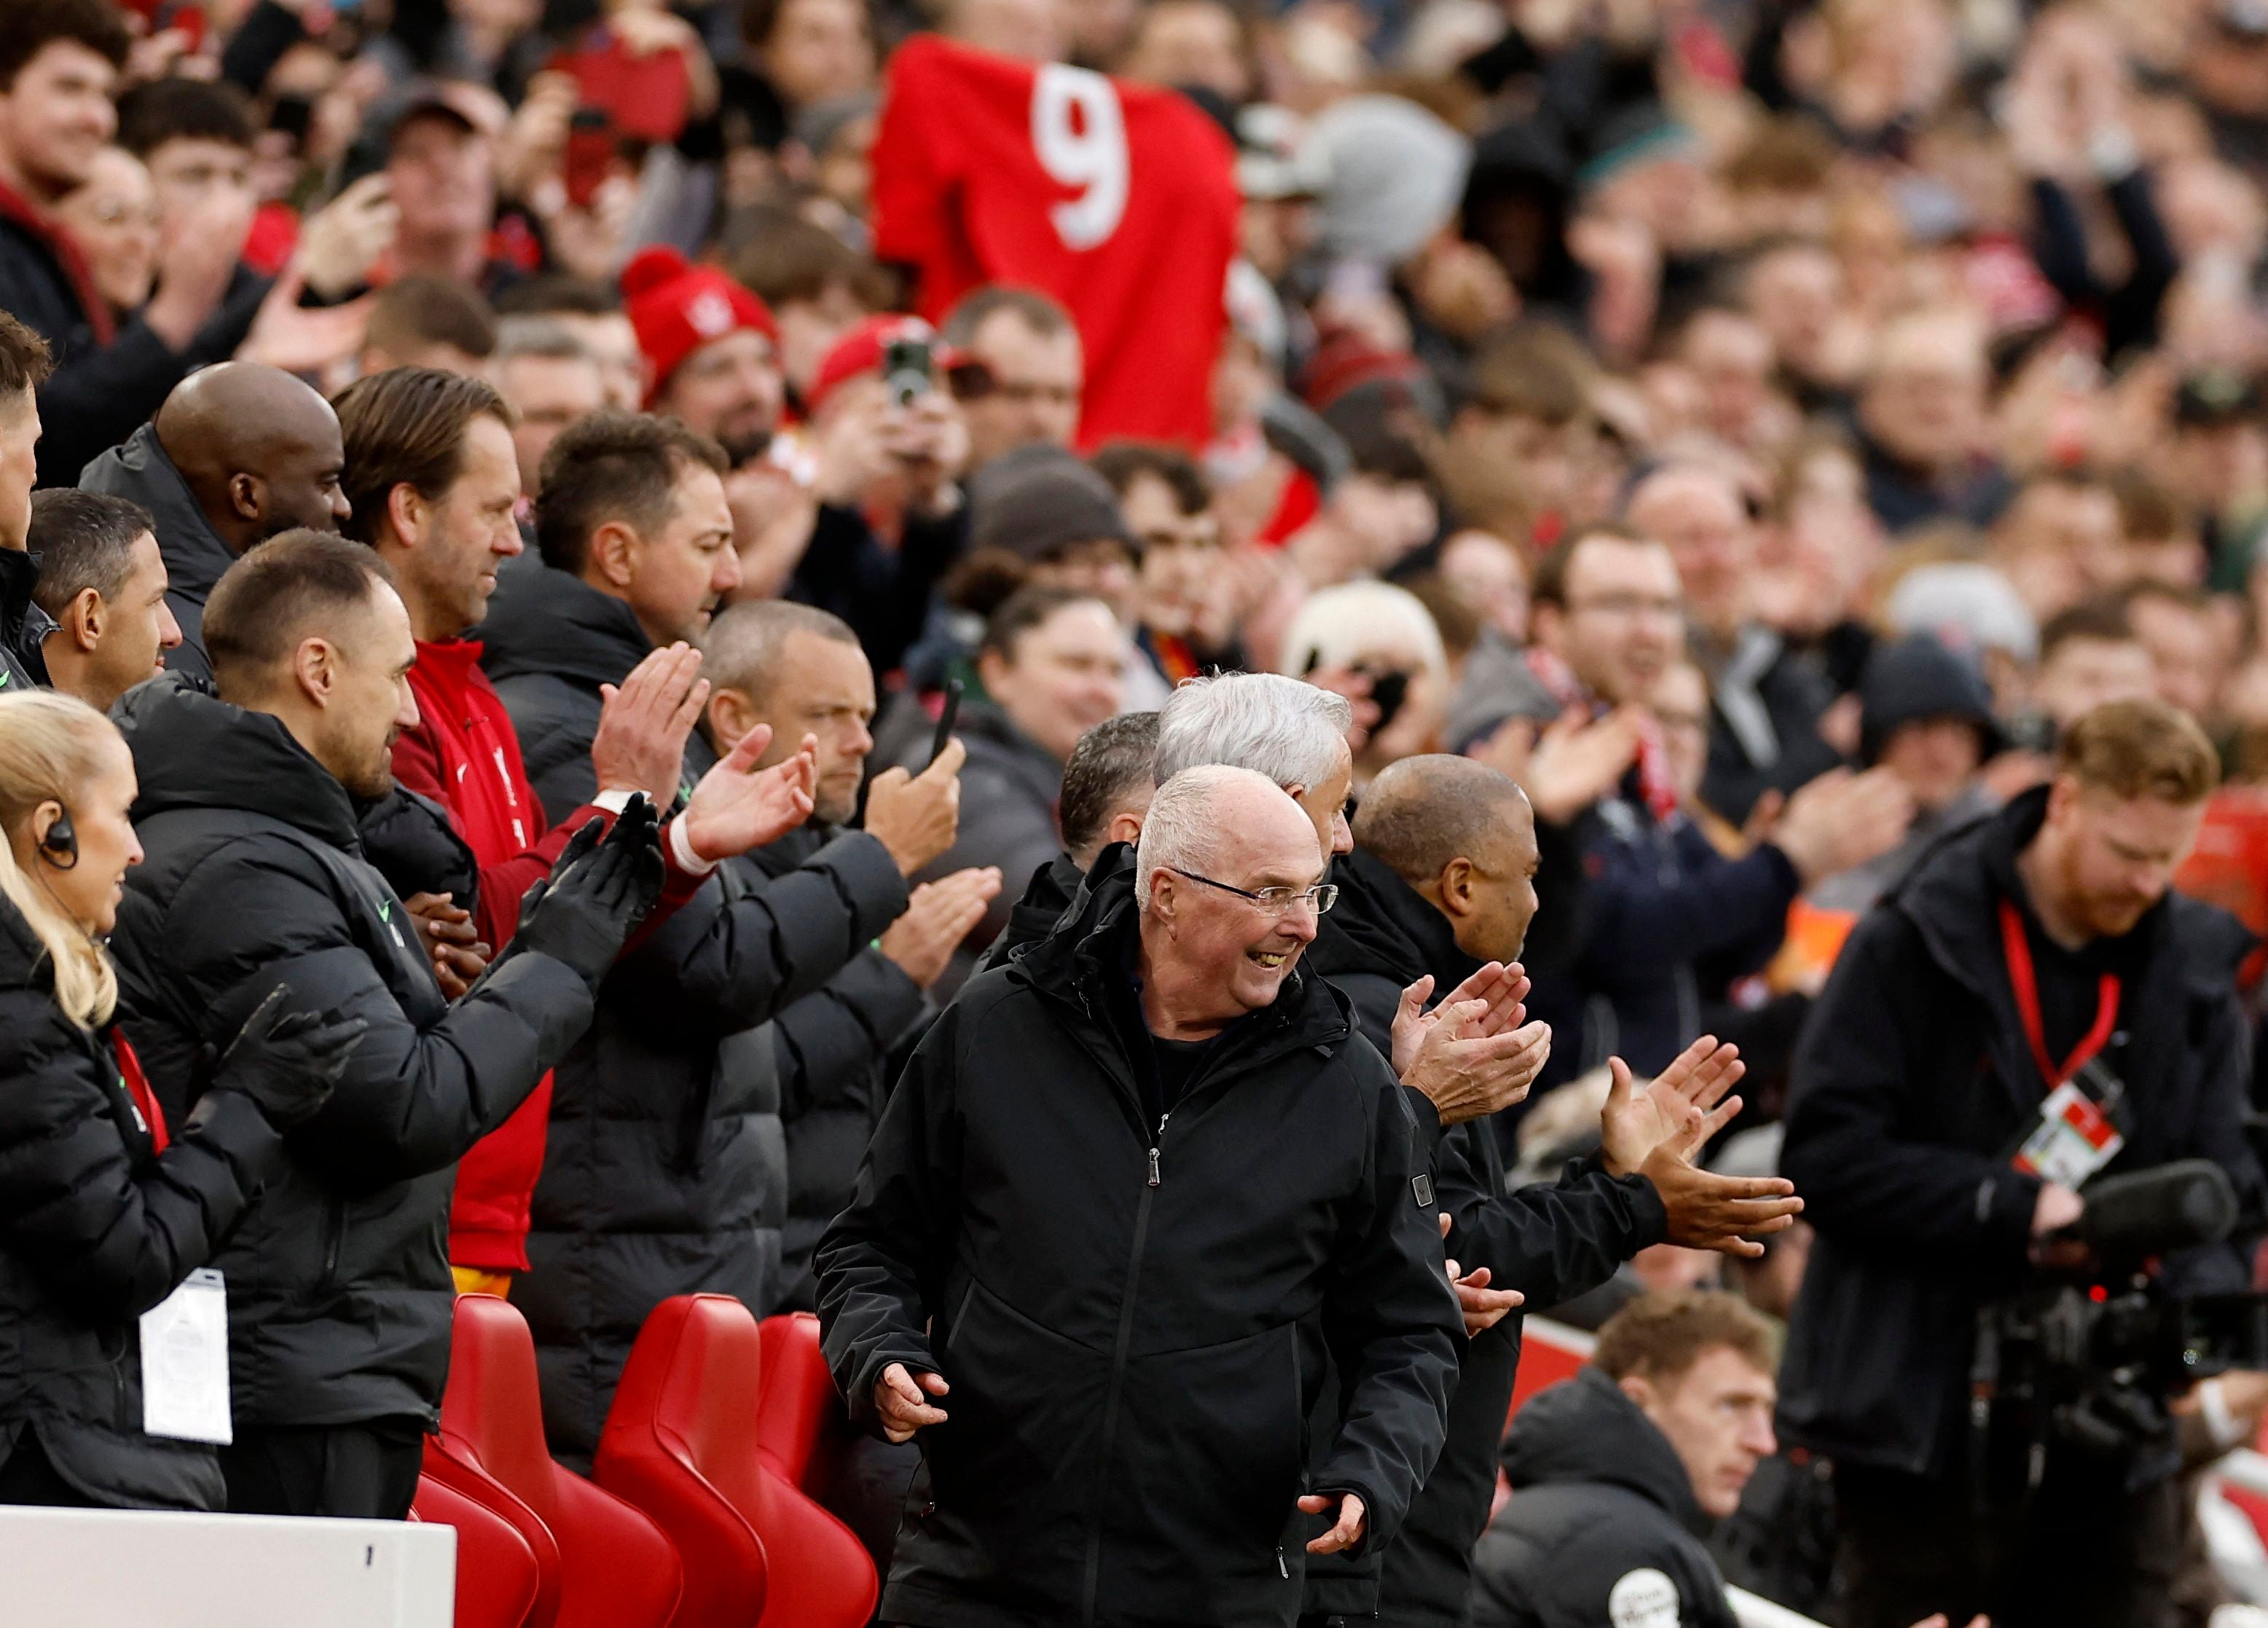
79, 361, 352, 683
1623, 463, 1842, 822
1302, 753, 1802, 1627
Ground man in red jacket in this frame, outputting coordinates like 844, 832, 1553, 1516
334, 364, 820, 1291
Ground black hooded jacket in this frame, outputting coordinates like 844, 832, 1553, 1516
0, 548, 52, 693
104, 678, 596, 1430
1468, 1367, 1740, 1628
479, 567, 911, 1465
0, 891, 291, 1510
817, 858, 1461, 1628
1778, 787, 2264, 1476
1304, 847, 1668, 1625
77, 425, 241, 686
973, 848, 1086, 976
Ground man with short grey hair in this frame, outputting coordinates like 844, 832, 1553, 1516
1156, 670, 1357, 856
820, 764, 1461, 1626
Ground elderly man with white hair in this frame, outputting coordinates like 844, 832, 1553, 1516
818, 764, 1462, 1628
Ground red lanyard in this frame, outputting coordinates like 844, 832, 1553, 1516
1998, 898, 2120, 1090
110, 1027, 168, 1155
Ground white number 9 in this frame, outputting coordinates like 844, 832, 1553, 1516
1031, 63, 1129, 251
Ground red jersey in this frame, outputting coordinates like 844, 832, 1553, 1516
871, 34, 1239, 449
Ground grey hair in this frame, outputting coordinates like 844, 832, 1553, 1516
1154, 672, 1351, 793
1135, 764, 1279, 908
493, 315, 598, 366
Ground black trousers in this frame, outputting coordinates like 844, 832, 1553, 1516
1835, 1454, 2182, 1628
220, 1420, 427, 1520
0, 1433, 98, 1508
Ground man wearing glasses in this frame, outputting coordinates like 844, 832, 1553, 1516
817, 764, 1461, 1628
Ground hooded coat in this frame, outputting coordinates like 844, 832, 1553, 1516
1778, 787, 2264, 1476
1303, 847, 1667, 1626
1468, 1366, 1741, 1628
817, 859, 1461, 1628
0, 891, 291, 1510
77, 424, 240, 687
104, 678, 596, 1431
479, 566, 911, 1465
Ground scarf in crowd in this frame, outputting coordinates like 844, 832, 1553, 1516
1521, 645, 1682, 825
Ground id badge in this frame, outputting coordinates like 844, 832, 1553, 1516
139, 1268, 232, 1444
2012, 1081, 2125, 1188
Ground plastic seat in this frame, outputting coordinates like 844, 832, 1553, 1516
411, 1472, 544, 1628
597, 1294, 879, 1628
754, 1311, 846, 1493
427, 1293, 684, 1628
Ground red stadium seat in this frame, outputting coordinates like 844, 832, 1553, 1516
427, 1293, 684, 1628
754, 1311, 846, 1493
411, 1473, 546, 1628
597, 1294, 879, 1628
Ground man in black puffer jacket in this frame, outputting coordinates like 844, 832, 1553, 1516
820, 766, 1461, 1628
106, 533, 661, 1519
1470, 1290, 1782, 1628
481, 414, 965, 1466
1302, 755, 1800, 1628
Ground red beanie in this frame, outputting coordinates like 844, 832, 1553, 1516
621, 246, 778, 406
805, 313, 957, 418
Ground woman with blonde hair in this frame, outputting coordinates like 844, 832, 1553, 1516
0, 692, 365, 1509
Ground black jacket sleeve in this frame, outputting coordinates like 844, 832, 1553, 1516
1781, 911, 2041, 1272
1442, 1138, 1668, 1310
815, 988, 967, 1431
774, 948, 927, 1123
146, 837, 596, 1193
605, 831, 910, 1040
0, 990, 288, 1324
1313, 1046, 1463, 1557
1582, 828, 1802, 983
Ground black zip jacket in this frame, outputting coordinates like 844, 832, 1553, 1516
0, 893, 291, 1509
1468, 1366, 1740, 1628
972, 848, 1086, 977
1304, 847, 1666, 1625
817, 861, 1461, 1628
105, 677, 596, 1430
1778, 787, 2264, 1476
479, 579, 911, 1464
78, 425, 241, 687
737, 818, 928, 1313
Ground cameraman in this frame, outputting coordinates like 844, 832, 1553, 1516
1779, 697, 2263, 1628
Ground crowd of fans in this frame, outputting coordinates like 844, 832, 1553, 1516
4, 0, 2268, 1619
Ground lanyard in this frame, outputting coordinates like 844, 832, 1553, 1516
1998, 897, 2120, 1091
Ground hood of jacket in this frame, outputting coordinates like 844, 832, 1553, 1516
1890, 784, 2252, 1002
1501, 1366, 1712, 1534
474, 560, 652, 693
78, 424, 237, 603
1306, 845, 1479, 994
114, 673, 361, 849
1008, 842, 1357, 1062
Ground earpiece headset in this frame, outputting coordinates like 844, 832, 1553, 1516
39, 809, 77, 871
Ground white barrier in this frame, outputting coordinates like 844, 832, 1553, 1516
1727, 1584, 1829, 1627
0, 1505, 455, 1627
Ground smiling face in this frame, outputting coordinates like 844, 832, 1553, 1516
1539, 533, 1686, 706
55, 146, 158, 312
1142, 783, 1326, 1031
0, 41, 119, 200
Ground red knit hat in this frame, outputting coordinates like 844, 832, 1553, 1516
620, 246, 778, 406
804, 313, 962, 418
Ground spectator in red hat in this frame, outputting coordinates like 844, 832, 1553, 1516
621, 244, 785, 466
785, 311, 971, 679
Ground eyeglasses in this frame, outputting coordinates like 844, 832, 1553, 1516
1169, 868, 1338, 916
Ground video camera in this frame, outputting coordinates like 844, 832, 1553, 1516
1974, 1160, 2268, 1480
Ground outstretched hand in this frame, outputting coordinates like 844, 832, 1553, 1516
679, 726, 819, 862
1600, 1036, 1745, 1176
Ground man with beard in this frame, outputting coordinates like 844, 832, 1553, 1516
79, 361, 353, 683
622, 245, 785, 466
819, 765, 1462, 1627
482, 409, 963, 1466
104, 530, 665, 1517
1303, 753, 1804, 1627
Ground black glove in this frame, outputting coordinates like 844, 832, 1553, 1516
213, 985, 369, 1129
514, 794, 666, 988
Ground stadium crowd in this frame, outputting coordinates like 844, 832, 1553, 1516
1, 0, 2268, 1621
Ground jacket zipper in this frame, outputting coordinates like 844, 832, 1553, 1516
1080, 1111, 1169, 1627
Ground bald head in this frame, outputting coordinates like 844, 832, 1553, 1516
1357, 754, 1539, 962
155, 363, 351, 556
